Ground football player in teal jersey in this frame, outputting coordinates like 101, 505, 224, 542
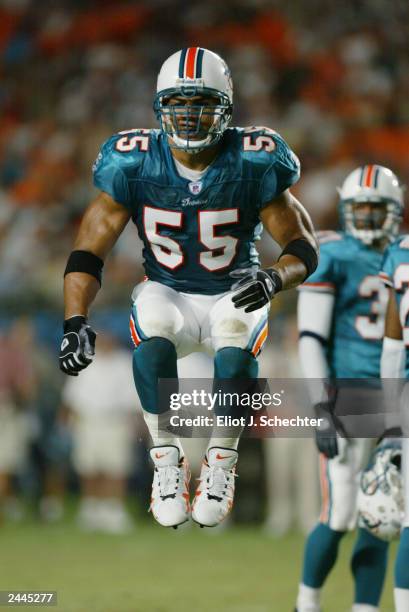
59, 47, 318, 528
380, 236, 409, 612
295, 166, 404, 612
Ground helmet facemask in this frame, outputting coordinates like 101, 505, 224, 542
154, 87, 233, 154
340, 199, 402, 245
337, 165, 404, 246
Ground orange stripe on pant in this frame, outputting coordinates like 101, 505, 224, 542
251, 325, 268, 357
129, 316, 141, 347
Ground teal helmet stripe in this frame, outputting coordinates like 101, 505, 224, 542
178, 48, 187, 78
196, 48, 204, 77
359, 166, 365, 186
373, 167, 380, 188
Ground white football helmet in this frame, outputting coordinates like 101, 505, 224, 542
357, 439, 403, 541
338, 165, 404, 244
153, 47, 233, 153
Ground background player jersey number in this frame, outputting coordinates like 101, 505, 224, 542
143, 206, 238, 272
394, 264, 409, 346
355, 275, 389, 340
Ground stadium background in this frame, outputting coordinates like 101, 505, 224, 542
0, 0, 408, 610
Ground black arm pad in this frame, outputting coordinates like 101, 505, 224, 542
278, 238, 318, 278
64, 250, 104, 286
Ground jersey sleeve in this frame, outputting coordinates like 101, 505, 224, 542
259, 132, 300, 205
92, 136, 132, 210
298, 236, 342, 294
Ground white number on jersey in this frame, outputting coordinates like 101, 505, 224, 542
115, 129, 150, 152
242, 126, 277, 152
355, 275, 389, 340
143, 206, 239, 272
144, 207, 184, 270
199, 209, 239, 271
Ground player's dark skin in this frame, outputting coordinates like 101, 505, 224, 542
384, 288, 403, 340
353, 201, 388, 251
64, 97, 318, 318
163, 94, 223, 170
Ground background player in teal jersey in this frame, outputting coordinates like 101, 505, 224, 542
59, 47, 318, 529
380, 235, 409, 612
295, 165, 404, 612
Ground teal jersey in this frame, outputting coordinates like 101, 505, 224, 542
92, 127, 300, 294
380, 235, 409, 378
301, 232, 389, 378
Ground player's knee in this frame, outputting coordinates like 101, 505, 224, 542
328, 504, 356, 532
212, 317, 250, 350
136, 301, 184, 344
351, 527, 388, 574
132, 338, 178, 414
214, 347, 258, 379
134, 337, 176, 366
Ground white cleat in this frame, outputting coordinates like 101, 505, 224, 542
191, 447, 238, 528
149, 445, 191, 528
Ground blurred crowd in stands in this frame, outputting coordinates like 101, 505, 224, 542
0, 0, 407, 531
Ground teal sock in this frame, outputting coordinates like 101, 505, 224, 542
351, 527, 388, 606
302, 523, 345, 587
395, 527, 409, 589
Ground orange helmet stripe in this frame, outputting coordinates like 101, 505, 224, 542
185, 47, 198, 79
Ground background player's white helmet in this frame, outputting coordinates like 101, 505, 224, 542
154, 47, 233, 153
338, 165, 404, 244
357, 440, 403, 541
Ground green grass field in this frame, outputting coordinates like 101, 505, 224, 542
0, 517, 396, 612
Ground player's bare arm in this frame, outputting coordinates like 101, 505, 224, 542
260, 189, 317, 289
60, 192, 130, 376
232, 189, 318, 313
384, 287, 403, 340
64, 191, 131, 318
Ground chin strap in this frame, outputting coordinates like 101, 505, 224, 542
170, 133, 214, 154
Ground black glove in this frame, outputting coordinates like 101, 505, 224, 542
59, 316, 96, 377
314, 401, 347, 459
230, 267, 282, 313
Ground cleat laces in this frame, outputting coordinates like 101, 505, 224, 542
157, 465, 182, 500
200, 466, 237, 501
